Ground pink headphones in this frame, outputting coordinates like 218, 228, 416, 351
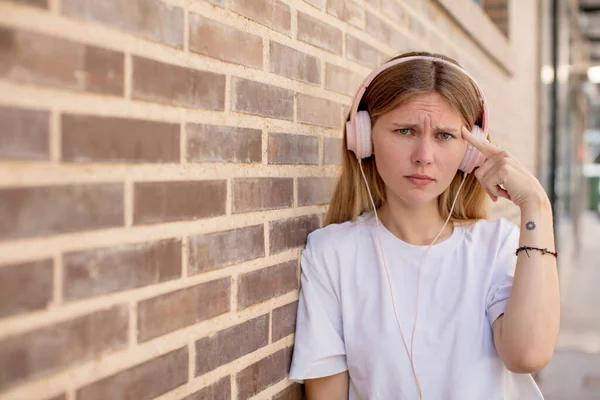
346, 56, 489, 174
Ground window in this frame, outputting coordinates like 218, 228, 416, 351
478, 0, 509, 38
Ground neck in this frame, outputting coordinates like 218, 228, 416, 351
377, 198, 453, 246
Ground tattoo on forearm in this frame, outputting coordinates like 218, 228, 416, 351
525, 221, 536, 231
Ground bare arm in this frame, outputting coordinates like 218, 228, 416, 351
305, 371, 349, 400
493, 195, 560, 373
461, 127, 560, 374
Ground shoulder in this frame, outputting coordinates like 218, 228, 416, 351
303, 212, 373, 262
299, 213, 372, 291
463, 217, 520, 245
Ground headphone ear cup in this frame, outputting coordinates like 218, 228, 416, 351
356, 111, 373, 158
459, 125, 487, 173
346, 119, 358, 157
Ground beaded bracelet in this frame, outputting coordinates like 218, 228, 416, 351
515, 246, 558, 258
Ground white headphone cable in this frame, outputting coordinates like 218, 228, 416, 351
410, 171, 467, 362
358, 160, 468, 400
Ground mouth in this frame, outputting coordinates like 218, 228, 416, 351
405, 175, 435, 186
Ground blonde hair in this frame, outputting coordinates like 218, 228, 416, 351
325, 51, 489, 226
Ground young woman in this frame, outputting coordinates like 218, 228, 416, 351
288, 52, 560, 399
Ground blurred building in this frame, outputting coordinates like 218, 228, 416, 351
579, 0, 600, 214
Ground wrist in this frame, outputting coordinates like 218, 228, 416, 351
519, 192, 552, 213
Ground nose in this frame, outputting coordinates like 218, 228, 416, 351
411, 135, 434, 165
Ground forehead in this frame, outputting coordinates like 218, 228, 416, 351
383, 92, 462, 121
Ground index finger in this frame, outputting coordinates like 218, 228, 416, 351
461, 126, 497, 158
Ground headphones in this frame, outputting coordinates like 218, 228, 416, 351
346, 55, 489, 174
346, 56, 490, 399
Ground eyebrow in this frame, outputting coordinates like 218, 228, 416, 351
390, 122, 459, 133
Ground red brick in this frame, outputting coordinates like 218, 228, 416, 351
189, 13, 262, 69
76, 347, 188, 400
188, 225, 265, 275
270, 42, 320, 85
381, 0, 407, 23
297, 12, 342, 54
272, 383, 304, 400
186, 124, 262, 164
297, 177, 335, 206
272, 301, 298, 342
268, 133, 319, 165
232, 178, 293, 213
230, 0, 291, 36
366, 12, 412, 51
325, 63, 362, 96
61, 114, 180, 163
0, 259, 53, 319
297, 94, 341, 128
137, 278, 230, 342
0, 305, 128, 391
231, 77, 294, 120
342, 104, 351, 120
346, 34, 379, 68
133, 180, 226, 225
269, 215, 320, 254
0, 106, 49, 161
64, 238, 181, 301
324, 136, 343, 165
132, 56, 225, 110
327, 0, 365, 29
182, 376, 231, 400
8, 0, 48, 8
237, 261, 298, 309
236, 347, 293, 400
61, 0, 184, 48
0, 184, 124, 241
407, 16, 428, 42
195, 315, 269, 375
0, 27, 124, 96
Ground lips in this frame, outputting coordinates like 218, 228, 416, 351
405, 174, 435, 186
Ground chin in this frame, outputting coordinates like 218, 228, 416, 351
394, 187, 441, 208
402, 198, 438, 208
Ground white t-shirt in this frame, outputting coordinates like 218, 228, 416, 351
289, 211, 544, 400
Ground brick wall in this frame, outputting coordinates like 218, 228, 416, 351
0, 0, 540, 399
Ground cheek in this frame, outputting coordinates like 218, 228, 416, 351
373, 139, 405, 188
437, 147, 467, 182
373, 129, 408, 160
441, 150, 465, 169
373, 136, 408, 171
441, 140, 468, 163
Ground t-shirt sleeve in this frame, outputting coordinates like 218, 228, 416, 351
288, 237, 348, 383
486, 222, 520, 327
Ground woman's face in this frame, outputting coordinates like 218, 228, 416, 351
371, 92, 468, 208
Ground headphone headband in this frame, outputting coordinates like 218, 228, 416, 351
348, 56, 489, 135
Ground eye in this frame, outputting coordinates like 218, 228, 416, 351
438, 132, 454, 140
394, 128, 412, 135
